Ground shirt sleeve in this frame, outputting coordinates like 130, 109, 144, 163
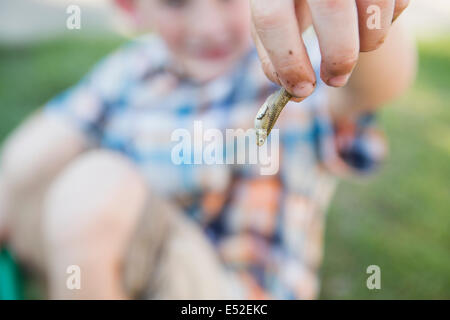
313, 109, 388, 177
334, 113, 387, 174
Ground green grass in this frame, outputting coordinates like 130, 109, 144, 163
320, 38, 450, 299
0, 35, 127, 138
0, 35, 449, 299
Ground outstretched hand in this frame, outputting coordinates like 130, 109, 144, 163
250, 0, 409, 98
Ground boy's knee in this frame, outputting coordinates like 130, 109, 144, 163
43, 150, 147, 256
0, 114, 85, 193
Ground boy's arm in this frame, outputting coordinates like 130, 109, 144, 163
328, 19, 417, 120
1, 113, 87, 192
0, 113, 87, 239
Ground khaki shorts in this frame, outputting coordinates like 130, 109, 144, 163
8, 178, 241, 299
122, 191, 242, 299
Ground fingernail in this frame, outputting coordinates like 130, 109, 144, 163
328, 74, 351, 87
291, 96, 305, 103
291, 81, 315, 98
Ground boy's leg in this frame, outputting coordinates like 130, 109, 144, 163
123, 192, 232, 300
43, 150, 147, 299
43, 150, 230, 299
0, 113, 87, 268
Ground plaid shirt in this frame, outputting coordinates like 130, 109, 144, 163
44, 34, 386, 299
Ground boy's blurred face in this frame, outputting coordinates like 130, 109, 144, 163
120, 0, 252, 82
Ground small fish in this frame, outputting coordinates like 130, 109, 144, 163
254, 88, 292, 146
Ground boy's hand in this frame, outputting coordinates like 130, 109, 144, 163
250, 0, 409, 98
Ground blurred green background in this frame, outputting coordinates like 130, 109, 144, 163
321, 37, 450, 299
0, 33, 449, 299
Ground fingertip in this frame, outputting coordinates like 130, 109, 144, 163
261, 59, 281, 86
264, 70, 282, 87
290, 96, 306, 103
360, 37, 386, 52
289, 81, 315, 98
277, 66, 317, 98
326, 74, 351, 87
321, 54, 358, 87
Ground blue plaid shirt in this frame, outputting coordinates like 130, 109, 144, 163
44, 34, 386, 299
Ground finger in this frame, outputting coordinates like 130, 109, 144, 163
307, 0, 360, 87
251, 24, 304, 103
250, 22, 281, 86
357, 0, 395, 52
294, 0, 313, 34
251, 24, 305, 103
250, 0, 316, 98
392, 0, 410, 22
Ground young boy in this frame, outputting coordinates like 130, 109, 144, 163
0, 0, 415, 299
